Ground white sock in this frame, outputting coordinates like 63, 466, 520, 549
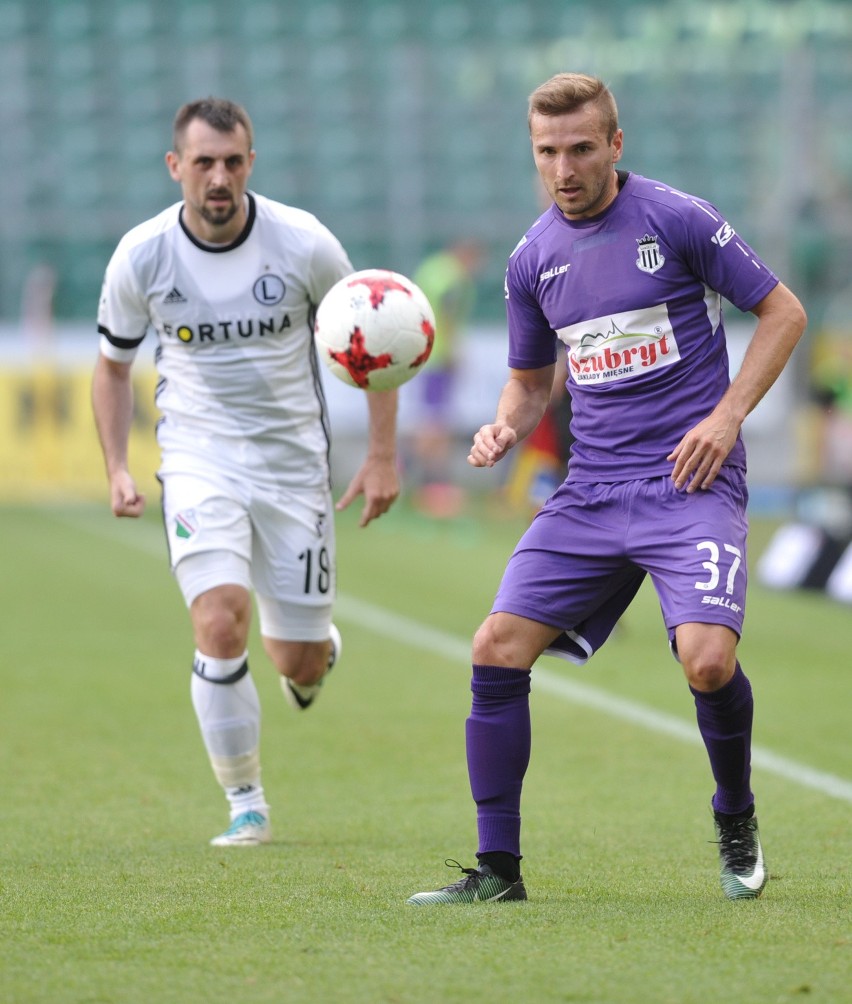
225, 783, 270, 820
190, 650, 269, 816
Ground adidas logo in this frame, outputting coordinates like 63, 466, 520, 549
164, 287, 187, 304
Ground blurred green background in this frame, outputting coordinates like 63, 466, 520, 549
2, 0, 851, 514
1, 0, 850, 327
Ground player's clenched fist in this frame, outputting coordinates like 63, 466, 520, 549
468, 424, 518, 468
109, 470, 146, 518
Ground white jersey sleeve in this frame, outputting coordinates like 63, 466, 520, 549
98, 205, 182, 363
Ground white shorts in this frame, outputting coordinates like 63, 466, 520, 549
161, 468, 336, 642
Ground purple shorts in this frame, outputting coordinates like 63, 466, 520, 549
492, 471, 749, 663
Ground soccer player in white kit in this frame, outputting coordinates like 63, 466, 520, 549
92, 98, 400, 846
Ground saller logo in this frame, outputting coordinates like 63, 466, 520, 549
557, 305, 680, 385
539, 262, 571, 282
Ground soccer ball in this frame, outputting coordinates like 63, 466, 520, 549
315, 268, 436, 391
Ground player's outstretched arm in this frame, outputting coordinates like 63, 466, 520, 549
468, 364, 556, 469
335, 388, 400, 527
92, 354, 146, 518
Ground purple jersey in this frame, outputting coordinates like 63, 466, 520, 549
505, 172, 779, 482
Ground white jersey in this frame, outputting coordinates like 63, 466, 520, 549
98, 191, 353, 489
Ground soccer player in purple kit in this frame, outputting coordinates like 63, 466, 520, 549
407, 73, 807, 905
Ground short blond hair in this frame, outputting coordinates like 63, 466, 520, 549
528, 73, 619, 141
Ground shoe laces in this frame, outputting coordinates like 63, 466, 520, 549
714, 817, 757, 872
441, 858, 485, 891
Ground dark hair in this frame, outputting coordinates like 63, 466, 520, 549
172, 98, 254, 152
528, 73, 619, 141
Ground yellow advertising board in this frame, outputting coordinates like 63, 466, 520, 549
0, 362, 161, 502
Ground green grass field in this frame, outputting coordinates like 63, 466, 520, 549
2, 499, 851, 1004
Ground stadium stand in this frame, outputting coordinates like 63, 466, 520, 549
0, 0, 850, 333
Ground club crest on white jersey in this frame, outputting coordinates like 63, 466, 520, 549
253, 274, 286, 304
557, 305, 681, 385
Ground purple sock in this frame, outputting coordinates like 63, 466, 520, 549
690, 662, 754, 815
466, 664, 532, 859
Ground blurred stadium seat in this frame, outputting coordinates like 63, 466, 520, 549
0, 0, 850, 325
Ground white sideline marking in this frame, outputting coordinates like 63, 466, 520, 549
54, 507, 852, 805
336, 594, 852, 805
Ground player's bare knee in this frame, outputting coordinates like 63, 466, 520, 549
191, 597, 250, 657
472, 618, 499, 665
195, 615, 246, 656
676, 624, 738, 692
472, 615, 523, 667
682, 651, 736, 692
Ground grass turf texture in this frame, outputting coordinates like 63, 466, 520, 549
2, 500, 851, 1004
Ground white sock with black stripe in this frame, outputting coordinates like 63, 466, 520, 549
190, 650, 269, 818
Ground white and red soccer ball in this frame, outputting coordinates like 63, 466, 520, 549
314, 268, 436, 391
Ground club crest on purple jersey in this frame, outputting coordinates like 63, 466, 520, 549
635, 233, 665, 275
